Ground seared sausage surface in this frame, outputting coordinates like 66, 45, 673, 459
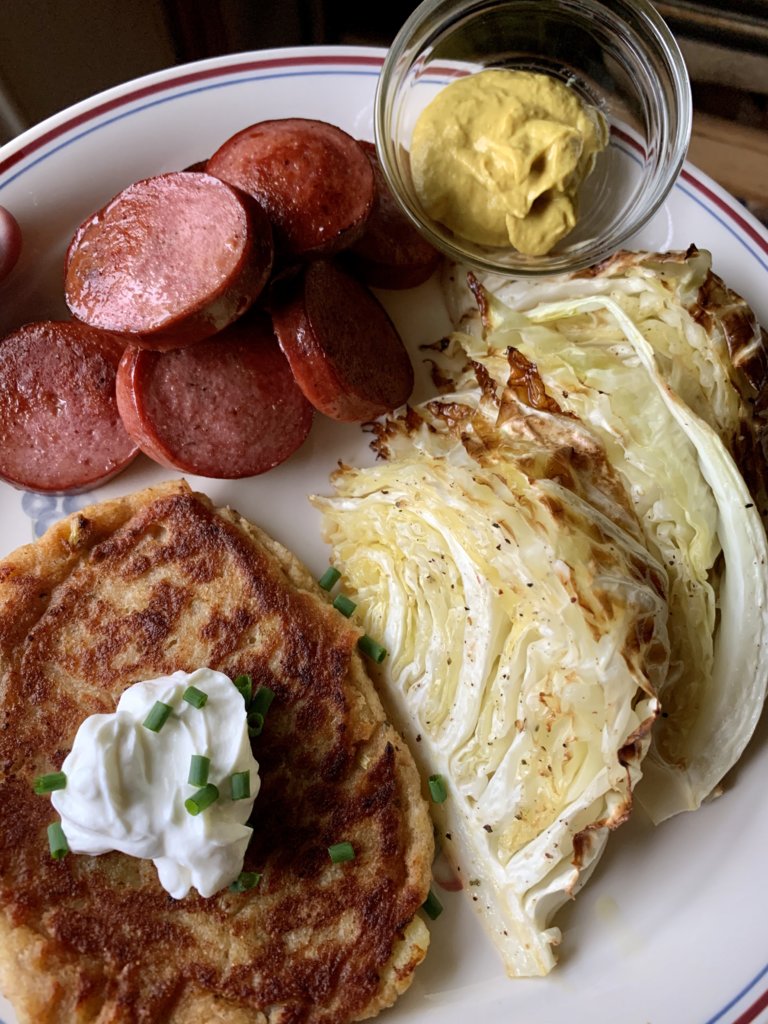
65, 171, 273, 350
0, 320, 138, 493
270, 260, 414, 421
345, 141, 441, 290
0, 206, 21, 283
207, 119, 374, 262
116, 311, 314, 478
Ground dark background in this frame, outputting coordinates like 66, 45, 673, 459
0, 0, 765, 216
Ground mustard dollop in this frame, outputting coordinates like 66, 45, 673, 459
410, 69, 608, 256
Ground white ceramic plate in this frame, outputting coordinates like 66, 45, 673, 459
0, 46, 767, 1024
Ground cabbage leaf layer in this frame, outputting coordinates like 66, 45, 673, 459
316, 247, 768, 975
314, 354, 669, 975
442, 248, 768, 822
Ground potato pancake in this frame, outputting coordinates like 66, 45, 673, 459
0, 480, 432, 1024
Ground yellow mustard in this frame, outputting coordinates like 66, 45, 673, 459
410, 69, 608, 256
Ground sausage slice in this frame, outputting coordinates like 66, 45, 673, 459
345, 141, 442, 290
206, 119, 374, 262
0, 320, 138, 493
270, 260, 414, 421
65, 171, 273, 350
116, 311, 313, 478
0, 206, 22, 283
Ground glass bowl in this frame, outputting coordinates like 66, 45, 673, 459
374, 0, 692, 277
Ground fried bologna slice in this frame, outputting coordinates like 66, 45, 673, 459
0, 480, 432, 1024
271, 260, 414, 421
206, 119, 374, 262
65, 172, 274, 350
116, 312, 314, 478
345, 141, 441, 290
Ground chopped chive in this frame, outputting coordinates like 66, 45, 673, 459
234, 674, 253, 706
428, 774, 448, 804
333, 593, 357, 618
182, 685, 208, 709
188, 754, 210, 787
230, 770, 251, 801
357, 634, 387, 664
422, 889, 443, 920
143, 701, 173, 732
247, 710, 264, 737
251, 686, 275, 717
48, 820, 69, 860
328, 841, 355, 864
229, 871, 262, 892
33, 772, 67, 795
318, 566, 341, 591
184, 783, 219, 816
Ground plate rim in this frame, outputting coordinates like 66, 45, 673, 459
0, 42, 766, 1024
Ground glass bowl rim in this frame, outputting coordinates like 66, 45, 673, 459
373, 0, 693, 278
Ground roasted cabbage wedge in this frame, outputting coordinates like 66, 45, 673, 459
314, 349, 670, 975
315, 247, 768, 977
441, 247, 768, 822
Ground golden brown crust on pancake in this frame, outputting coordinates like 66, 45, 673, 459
0, 480, 432, 1024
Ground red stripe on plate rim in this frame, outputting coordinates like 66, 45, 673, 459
732, 987, 768, 1024
0, 53, 384, 178
1, 49, 767, 266
680, 167, 768, 257
0, 43, 766, 1024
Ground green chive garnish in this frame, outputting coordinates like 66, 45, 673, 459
333, 593, 357, 618
48, 820, 69, 860
357, 634, 387, 663
422, 889, 443, 920
229, 871, 262, 892
188, 754, 210, 787
251, 686, 275, 717
143, 701, 173, 732
234, 674, 253, 706
318, 567, 341, 591
230, 770, 251, 801
328, 841, 355, 864
34, 772, 67, 795
247, 687, 275, 737
247, 710, 264, 737
183, 685, 208, 709
428, 774, 448, 804
184, 783, 219, 816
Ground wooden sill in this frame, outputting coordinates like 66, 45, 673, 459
688, 111, 768, 203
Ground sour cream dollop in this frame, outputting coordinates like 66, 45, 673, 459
52, 668, 260, 899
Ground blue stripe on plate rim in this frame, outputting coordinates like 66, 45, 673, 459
0, 48, 766, 1024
